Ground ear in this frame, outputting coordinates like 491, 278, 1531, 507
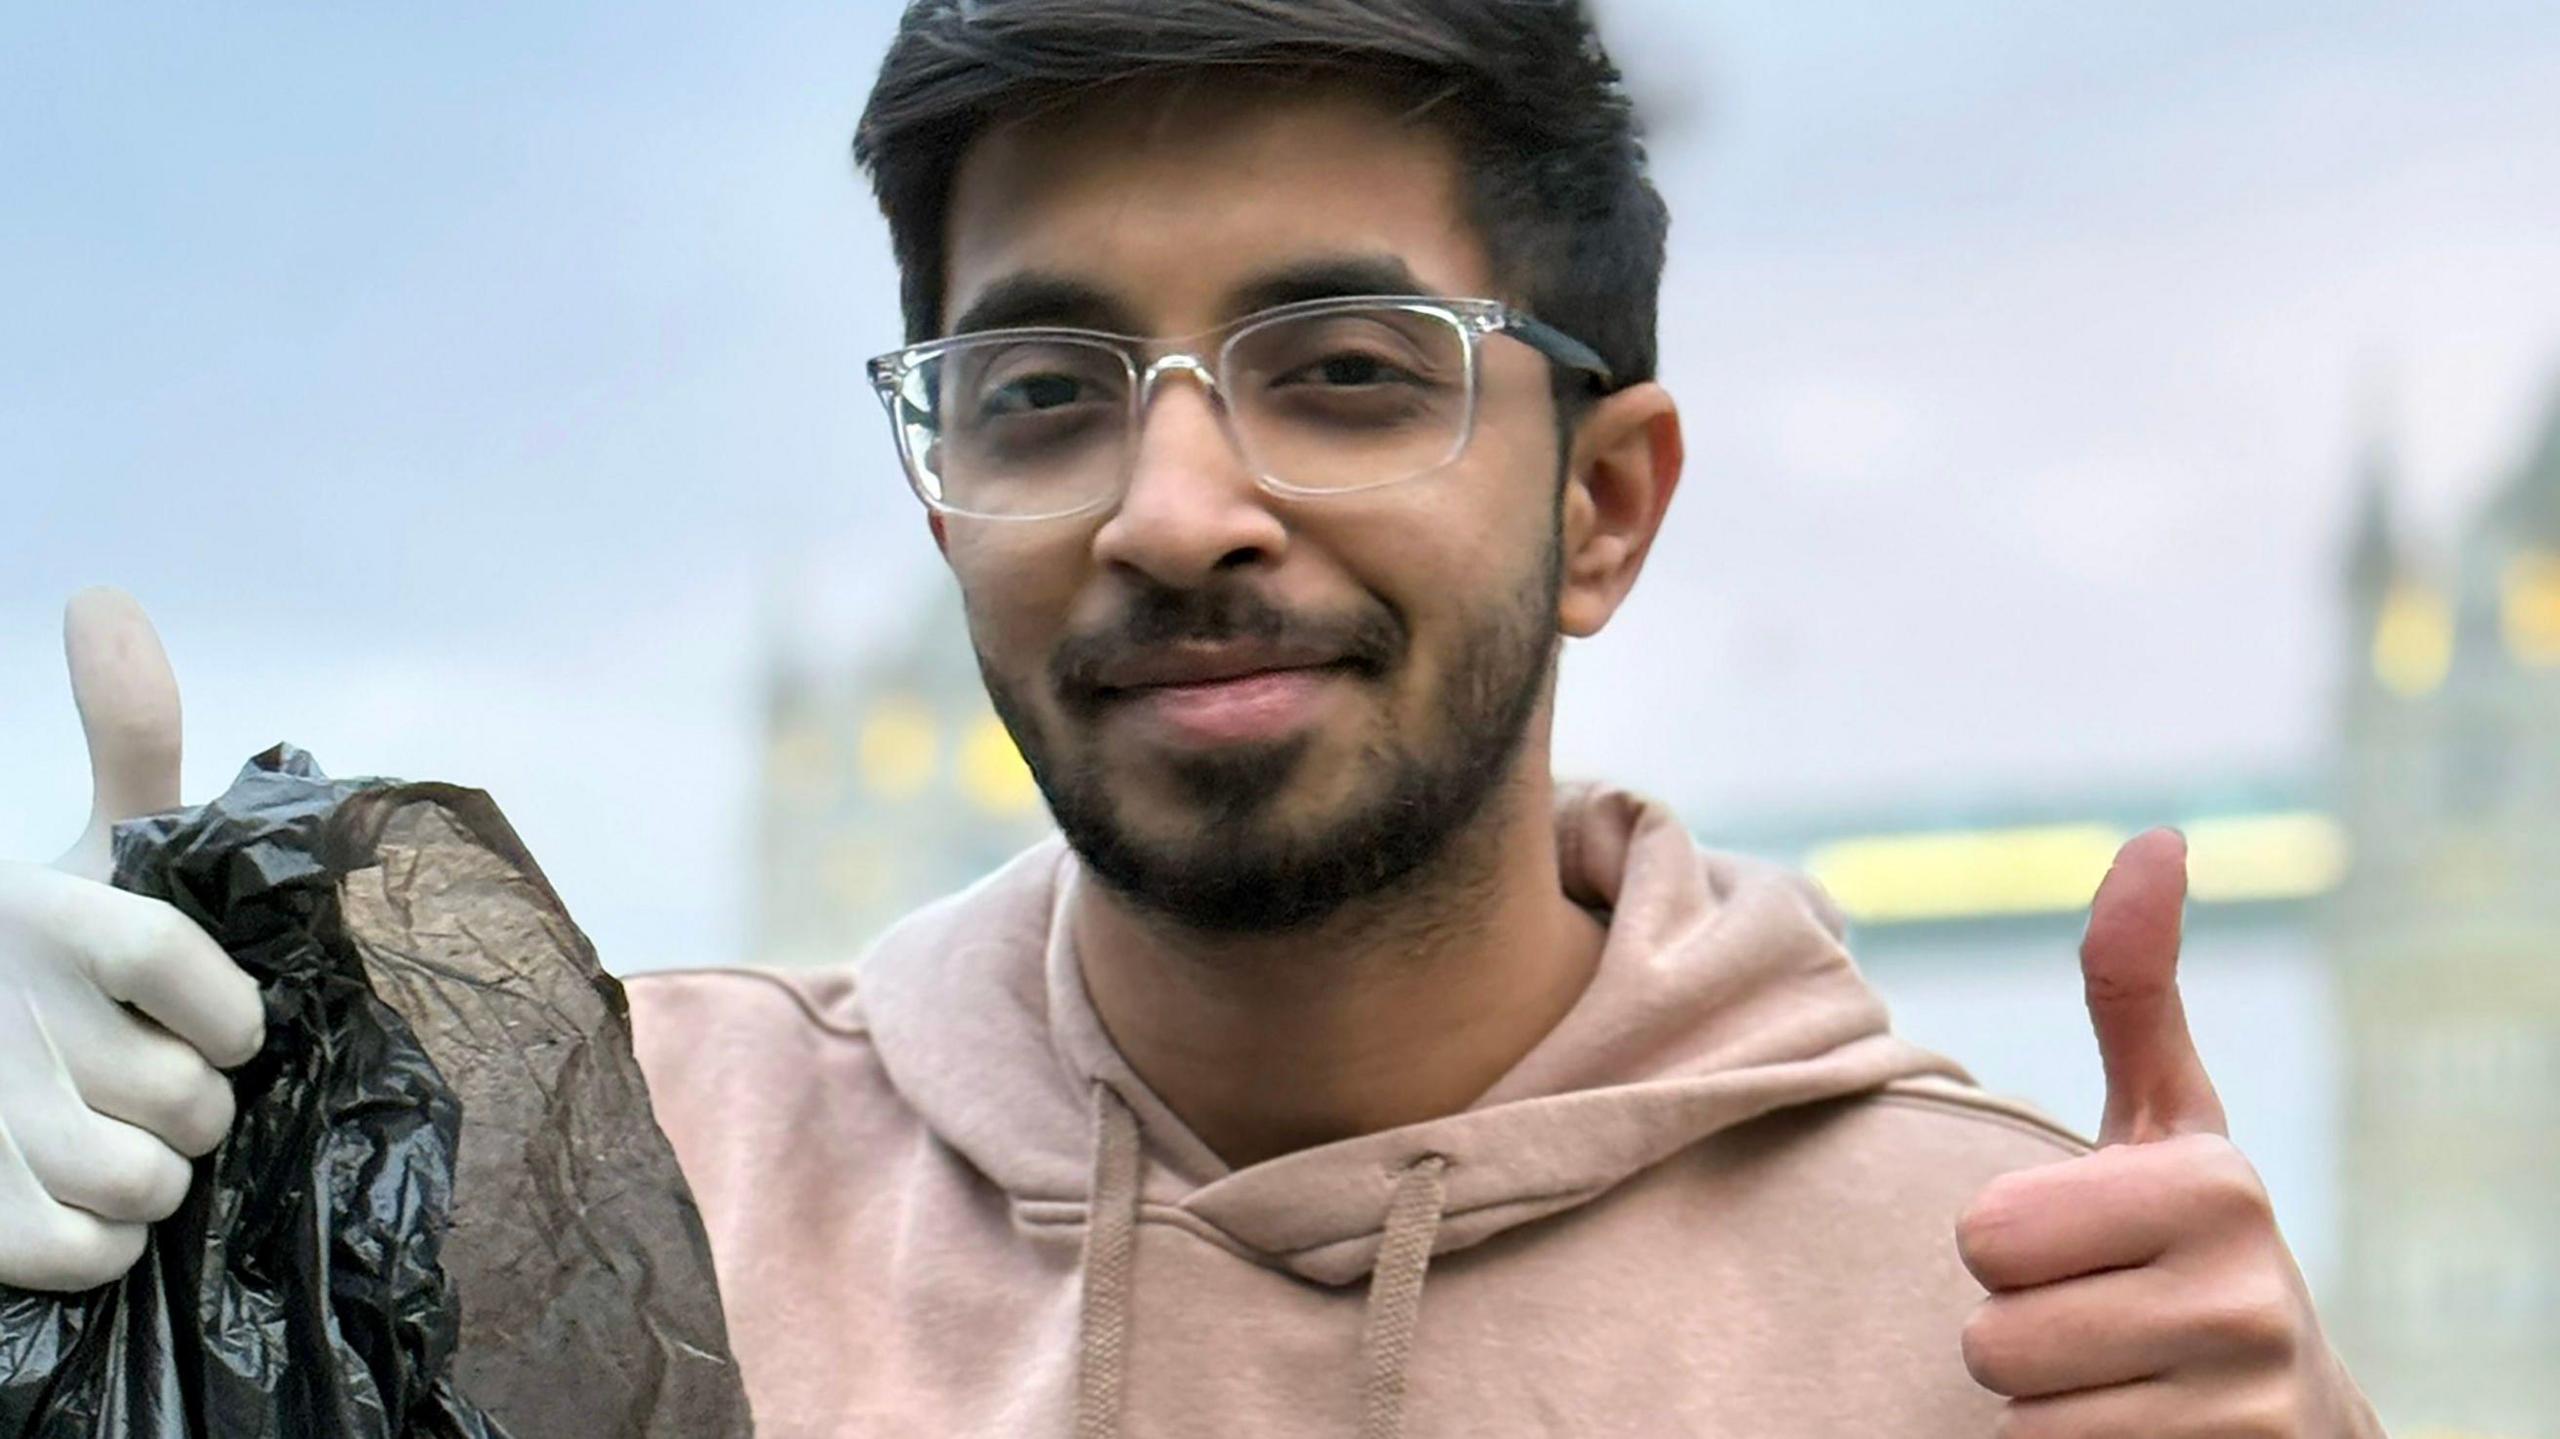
1556, 382, 1683, 639
928, 513, 950, 556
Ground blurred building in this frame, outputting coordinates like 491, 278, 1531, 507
750, 579, 1052, 970
749, 389, 2560, 1436
2326, 390, 2560, 1437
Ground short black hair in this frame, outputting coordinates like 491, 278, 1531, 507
853, 0, 1671, 410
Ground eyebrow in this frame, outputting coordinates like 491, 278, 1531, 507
1225, 254, 1436, 316
945, 272, 1141, 339
942, 253, 1442, 340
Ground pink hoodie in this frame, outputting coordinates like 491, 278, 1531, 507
628, 783, 2087, 1436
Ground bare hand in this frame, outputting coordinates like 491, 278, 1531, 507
1953, 829, 2383, 1436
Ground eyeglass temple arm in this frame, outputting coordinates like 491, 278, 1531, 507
1498, 313, 1615, 390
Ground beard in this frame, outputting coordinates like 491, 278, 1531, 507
978, 538, 1562, 936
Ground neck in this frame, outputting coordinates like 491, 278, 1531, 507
1072, 761, 1606, 1170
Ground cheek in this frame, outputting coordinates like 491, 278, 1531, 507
946, 527, 1088, 683
1329, 489, 1548, 699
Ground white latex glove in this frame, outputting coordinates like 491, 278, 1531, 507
0, 589, 265, 1292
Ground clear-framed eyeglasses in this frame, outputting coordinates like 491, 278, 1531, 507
863, 294, 1615, 522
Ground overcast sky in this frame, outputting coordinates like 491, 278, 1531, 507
6, 0, 2558, 979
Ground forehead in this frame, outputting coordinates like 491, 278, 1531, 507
940, 80, 1497, 337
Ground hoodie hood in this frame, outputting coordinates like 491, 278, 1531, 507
855, 782, 1971, 1288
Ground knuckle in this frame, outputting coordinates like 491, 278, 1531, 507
2177, 1136, 2271, 1223
1959, 1305, 2014, 1391
90, 895, 181, 990
1955, 1177, 2030, 1268
1953, 1200, 2002, 1270
28, 1216, 147, 1293
2222, 1385, 2299, 1439
2210, 1166, 2275, 1230
164, 1073, 238, 1158
84, 1165, 151, 1221
139, 1147, 195, 1220
2194, 1274, 2301, 1361
99, 1240, 147, 1288
92, 1145, 191, 1223
1957, 1163, 2072, 1287
143, 899, 211, 975
214, 1000, 266, 1070
61, 1117, 196, 1223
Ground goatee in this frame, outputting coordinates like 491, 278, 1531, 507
979, 543, 1561, 935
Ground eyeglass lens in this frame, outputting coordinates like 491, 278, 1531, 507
891, 305, 1475, 517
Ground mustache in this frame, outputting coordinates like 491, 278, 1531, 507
1051, 584, 1404, 704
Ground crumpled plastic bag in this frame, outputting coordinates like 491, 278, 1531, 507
0, 744, 753, 1438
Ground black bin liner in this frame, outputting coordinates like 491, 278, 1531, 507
0, 744, 753, 1438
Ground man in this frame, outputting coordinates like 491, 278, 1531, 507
2, 2, 2383, 1435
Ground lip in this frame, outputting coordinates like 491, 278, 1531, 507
1112, 665, 1351, 747
1090, 640, 1348, 694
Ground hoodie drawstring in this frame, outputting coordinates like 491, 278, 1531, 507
1074, 1083, 1142, 1439
1357, 1153, 1449, 1439
1070, 1083, 1452, 1439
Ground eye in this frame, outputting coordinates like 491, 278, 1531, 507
982, 371, 1089, 415
1281, 351, 1421, 389
948, 340, 1126, 423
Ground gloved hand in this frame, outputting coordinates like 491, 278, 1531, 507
0, 588, 266, 1292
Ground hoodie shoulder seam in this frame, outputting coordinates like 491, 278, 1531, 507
627, 966, 867, 1040
1864, 1085, 2091, 1156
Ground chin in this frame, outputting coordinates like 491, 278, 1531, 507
1146, 728, 1401, 828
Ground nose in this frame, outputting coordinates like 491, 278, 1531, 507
1088, 359, 1289, 587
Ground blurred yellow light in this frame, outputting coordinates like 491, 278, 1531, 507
858, 695, 939, 800
2184, 812, 2349, 902
1806, 811, 2348, 925
959, 714, 1041, 817
1806, 824, 2124, 923
2373, 581, 2453, 696
2500, 549, 2560, 666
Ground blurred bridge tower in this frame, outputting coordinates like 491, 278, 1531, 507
2327, 386, 2560, 1437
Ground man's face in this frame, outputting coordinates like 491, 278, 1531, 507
936, 82, 1571, 934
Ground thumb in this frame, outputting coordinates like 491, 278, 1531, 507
52, 588, 185, 882
2081, 827, 2226, 1145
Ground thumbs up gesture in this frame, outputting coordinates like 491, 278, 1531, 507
0, 589, 265, 1292
1953, 829, 2385, 1436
